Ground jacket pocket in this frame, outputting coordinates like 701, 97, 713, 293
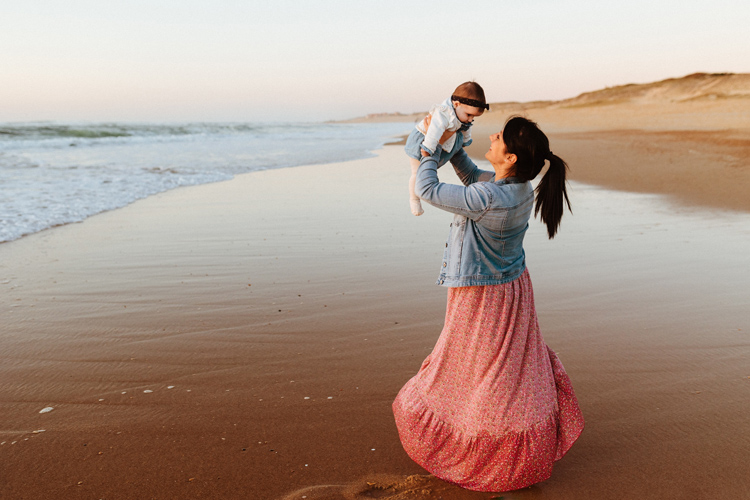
448, 216, 466, 276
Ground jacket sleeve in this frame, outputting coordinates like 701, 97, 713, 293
415, 148, 492, 221
449, 149, 495, 186
420, 108, 450, 156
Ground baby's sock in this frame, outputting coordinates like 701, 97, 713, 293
408, 158, 423, 216
410, 198, 424, 216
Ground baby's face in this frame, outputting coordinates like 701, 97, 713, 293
454, 102, 484, 124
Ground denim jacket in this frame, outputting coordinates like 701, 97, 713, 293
415, 147, 534, 287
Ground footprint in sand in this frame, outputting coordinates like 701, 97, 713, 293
278, 474, 493, 500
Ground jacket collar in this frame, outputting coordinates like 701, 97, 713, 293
494, 176, 524, 185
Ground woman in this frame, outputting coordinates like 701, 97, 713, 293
392, 116, 584, 492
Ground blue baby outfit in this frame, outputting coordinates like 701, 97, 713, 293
404, 97, 474, 167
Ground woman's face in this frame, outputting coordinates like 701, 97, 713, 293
485, 131, 517, 175
485, 132, 507, 163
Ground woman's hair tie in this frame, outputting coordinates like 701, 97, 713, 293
547, 151, 554, 160
451, 95, 490, 110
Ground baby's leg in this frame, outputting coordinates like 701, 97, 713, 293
408, 158, 424, 216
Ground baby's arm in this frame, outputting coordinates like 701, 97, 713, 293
420, 109, 450, 156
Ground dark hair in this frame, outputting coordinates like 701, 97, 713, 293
453, 81, 486, 107
502, 116, 571, 239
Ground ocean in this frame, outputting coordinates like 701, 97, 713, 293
0, 121, 412, 243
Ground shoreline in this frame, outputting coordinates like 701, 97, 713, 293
0, 121, 412, 245
2, 145, 749, 499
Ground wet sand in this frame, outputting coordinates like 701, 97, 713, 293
466, 98, 750, 213
2, 143, 750, 499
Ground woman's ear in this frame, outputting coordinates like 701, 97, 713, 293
507, 153, 517, 166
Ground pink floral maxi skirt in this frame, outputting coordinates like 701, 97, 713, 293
392, 269, 584, 492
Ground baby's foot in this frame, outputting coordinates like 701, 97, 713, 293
410, 199, 424, 216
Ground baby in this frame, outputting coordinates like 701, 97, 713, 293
405, 81, 488, 216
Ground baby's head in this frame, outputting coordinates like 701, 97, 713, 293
452, 82, 488, 124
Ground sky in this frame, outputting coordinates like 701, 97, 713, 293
1, 0, 749, 123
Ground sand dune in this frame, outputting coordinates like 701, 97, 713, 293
342, 72, 750, 121
555, 72, 750, 107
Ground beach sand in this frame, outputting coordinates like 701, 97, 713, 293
2, 144, 749, 499
3, 78, 750, 498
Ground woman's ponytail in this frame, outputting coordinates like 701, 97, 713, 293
503, 116, 571, 239
534, 153, 571, 239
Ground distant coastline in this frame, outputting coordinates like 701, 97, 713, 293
336, 73, 750, 124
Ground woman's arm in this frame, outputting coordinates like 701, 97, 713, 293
415, 148, 493, 221
449, 149, 495, 186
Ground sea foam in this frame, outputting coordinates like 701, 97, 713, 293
0, 121, 411, 243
